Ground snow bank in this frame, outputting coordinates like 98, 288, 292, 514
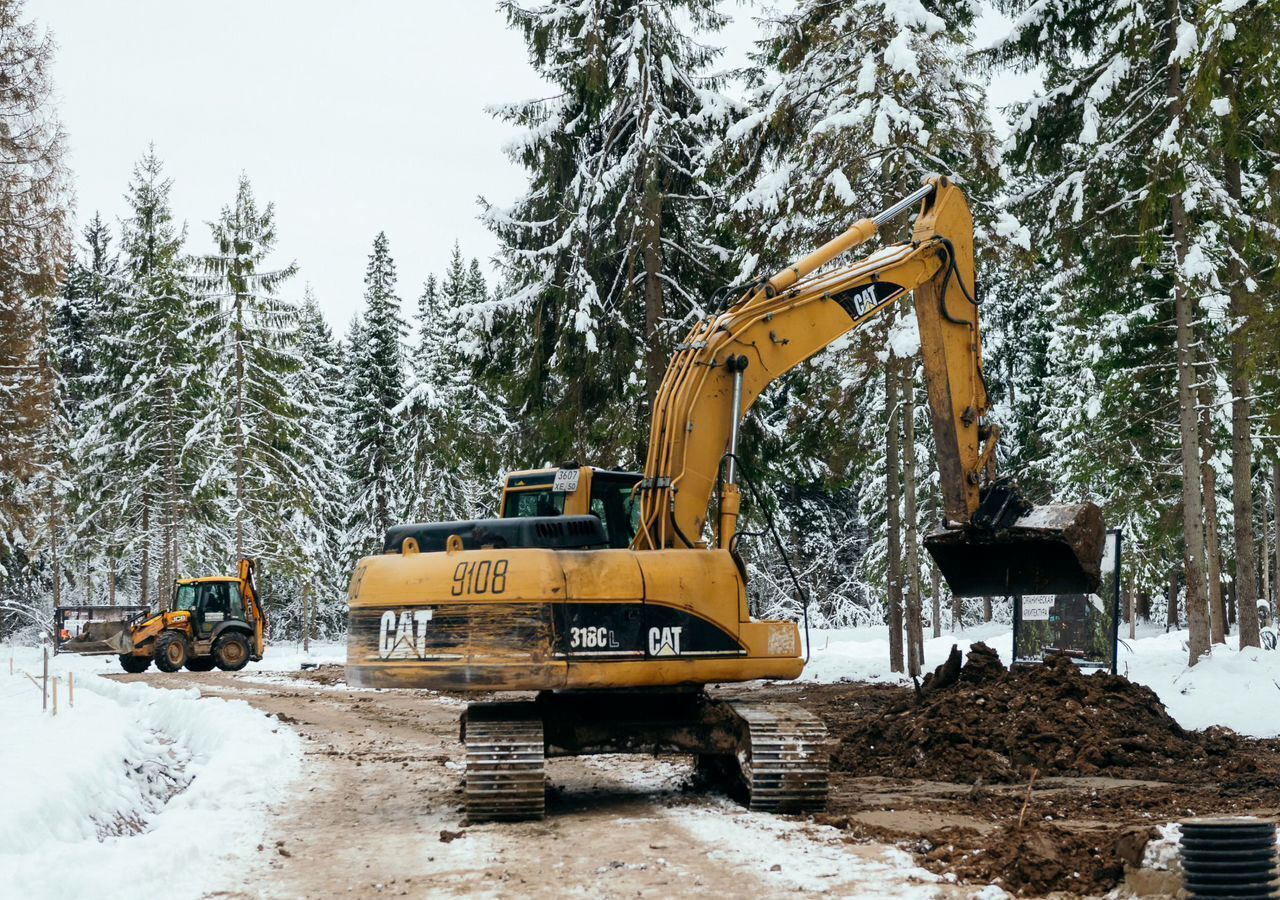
799, 625, 1280, 738
0, 648, 301, 899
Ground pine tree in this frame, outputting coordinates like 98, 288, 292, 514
344, 233, 407, 557
476, 0, 735, 465
0, 0, 69, 607
286, 288, 348, 632
115, 147, 209, 606
400, 244, 505, 523
198, 173, 301, 564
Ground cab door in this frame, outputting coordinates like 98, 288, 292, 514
195, 583, 233, 638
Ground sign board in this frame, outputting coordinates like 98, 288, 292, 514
1022, 596, 1053, 621
552, 468, 581, 494
1012, 530, 1122, 673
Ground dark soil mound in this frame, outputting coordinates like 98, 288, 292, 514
832, 643, 1256, 783
923, 821, 1126, 896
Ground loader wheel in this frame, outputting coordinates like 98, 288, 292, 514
119, 654, 152, 674
153, 631, 190, 673
213, 632, 250, 671
185, 656, 216, 672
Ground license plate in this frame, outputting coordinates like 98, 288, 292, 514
552, 468, 580, 493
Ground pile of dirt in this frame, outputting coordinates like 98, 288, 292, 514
921, 821, 1126, 896
832, 643, 1260, 784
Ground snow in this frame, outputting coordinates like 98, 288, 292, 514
798, 624, 1280, 738
0, 647, 301, 900
671, 797, 942, 896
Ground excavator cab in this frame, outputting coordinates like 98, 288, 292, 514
501, 466, 643, 549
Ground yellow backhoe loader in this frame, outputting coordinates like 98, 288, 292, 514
62, 558, 265, 673
346, 177, 1104, 820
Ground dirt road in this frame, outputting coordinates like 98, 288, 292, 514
115, 668, 959, 899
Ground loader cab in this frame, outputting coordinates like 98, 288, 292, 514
501, 466, 643, 549
173, 577, 248, 637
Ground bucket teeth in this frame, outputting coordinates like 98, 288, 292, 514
729, 701, 830, 813
462, 703, 545, 822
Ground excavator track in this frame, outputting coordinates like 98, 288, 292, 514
729, 701, 829, 813
462, 702, 546, 822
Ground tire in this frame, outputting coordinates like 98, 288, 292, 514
213, 632, 251, 671
153, 631, 190, 673
185, 656, 216, 672
119, 654, 152, 674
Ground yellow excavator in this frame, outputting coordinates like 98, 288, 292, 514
345, 177, 1104, 820
62, 558, 265, 673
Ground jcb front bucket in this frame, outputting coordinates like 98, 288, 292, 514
63, 620, 134, 655
925, 503, 1105, 598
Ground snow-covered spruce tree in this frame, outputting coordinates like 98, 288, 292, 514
475, 0, 736, 467
399, 244, 505, 524
279, 288, 349, 636
197, 173, 302, 570
343, 233, 407, 559
992, 0, 1265, 662
720, 0, 1000, 638
114, 147, 212, 607
0, 0, 69, 621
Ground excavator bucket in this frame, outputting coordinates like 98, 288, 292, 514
925, 503, 1106, 598
62, 619, 135, 655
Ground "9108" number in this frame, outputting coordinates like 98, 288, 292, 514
451, 559, 508, 596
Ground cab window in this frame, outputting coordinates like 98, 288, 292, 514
590, 475, 642, 549
174, 584, 197, 611
504, 489, 566, 518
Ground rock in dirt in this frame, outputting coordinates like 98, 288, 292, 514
833, 644, 1257, 784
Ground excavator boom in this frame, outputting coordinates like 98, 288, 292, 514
635, 175, 1102, 596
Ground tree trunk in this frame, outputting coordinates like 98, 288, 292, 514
983, 596, 992, 623
1274, 460, 1280, 619
235, 290, 246, 560
1198, 366, 1226, 644
902, 364, 923, 675
885, 364, 904, 673
642, 172, 665, 410
930, 482, 941, 638
143, 500, 153, 608
1165, 0, 1211, 665
1127, 579, 1136, 640
1167, 570, 1179, 631
108, 562, 116, 607
48, 477, 59, 610
952, 592, 962, 633
1262, 477, 1271, 611
1221, 69, 1261, 648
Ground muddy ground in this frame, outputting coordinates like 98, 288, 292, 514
113, 660, 1280, 899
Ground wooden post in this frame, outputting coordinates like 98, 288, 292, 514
69, 671, 74, 707
52, 676, 58, 716
42, 647, 48, 711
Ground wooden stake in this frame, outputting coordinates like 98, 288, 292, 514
42, 647, 48, 711
1017, 768, 1040, 829
52, 675, 58, 716
69, 671, 74, 707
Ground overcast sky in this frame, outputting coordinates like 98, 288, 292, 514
31, 1, 1021, 332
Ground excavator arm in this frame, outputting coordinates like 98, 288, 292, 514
634, 176, 1103, 597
